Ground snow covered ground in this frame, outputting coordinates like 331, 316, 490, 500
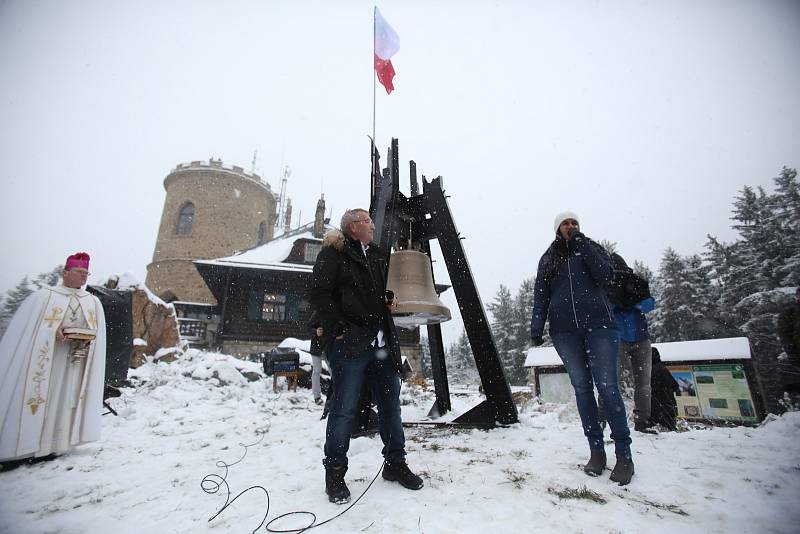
1, 349, 798, 534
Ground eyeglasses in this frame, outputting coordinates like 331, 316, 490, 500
354, 218, 373, 225
68, 269, 91, 276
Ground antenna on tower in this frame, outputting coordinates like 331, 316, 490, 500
275, 165, 291, 230
251, 150, 258, 174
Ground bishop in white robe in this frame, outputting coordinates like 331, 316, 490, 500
0, 252, 106, 463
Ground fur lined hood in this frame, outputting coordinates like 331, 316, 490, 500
322, 229, 347, 252
322, 228, 384, 256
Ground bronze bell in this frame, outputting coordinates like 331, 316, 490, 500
386, 250, 451, 329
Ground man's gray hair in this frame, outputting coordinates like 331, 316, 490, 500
340, 208, 368, 236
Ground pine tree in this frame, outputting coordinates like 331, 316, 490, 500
649, 249, 717, 341
598, 240, 617, 255
704, 168, 800, 413
487, 285, 520, 383
454, 329, 472, 367
419, 335, 432, 378
509, 278, 536, 384
512, 278, 535, 352
0, 276, 34, 337
632, 260, 654, 282
773, 167, 800, 286
32, 265, 62, 289
0, 265, 63, 338
649, 248, 684, 341
447, 329, 477, 384
683, 254, 722, 338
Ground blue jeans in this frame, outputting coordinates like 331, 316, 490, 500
323, 341, 405, 468
552, 328, 632, 458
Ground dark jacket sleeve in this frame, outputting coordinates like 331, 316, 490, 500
530, 253, 551, 338
308, 247, 348, 337
577, 239, 614, 287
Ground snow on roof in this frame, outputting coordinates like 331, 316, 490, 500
523, 346, 562, 368
195, 222, 336, 271
195, 259, 314, 272
524, 336, 752, 368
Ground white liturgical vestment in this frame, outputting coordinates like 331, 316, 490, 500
0, 285, 106, 462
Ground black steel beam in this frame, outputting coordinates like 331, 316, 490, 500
422, 177, 519, 425
426, 322, 451, 417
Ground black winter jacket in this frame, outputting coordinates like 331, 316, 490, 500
308, 314, 324, 356
308, 229, 401, 369
650, 351, 680, 430
778, 302, 800, 360
530, 234, 616, 337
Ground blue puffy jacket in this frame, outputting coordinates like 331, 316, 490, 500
531, 235, 616, 337
613, 297, 655, 343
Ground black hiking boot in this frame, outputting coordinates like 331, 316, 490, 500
325, 465, 351, 504
610, 456, 635, 486
583, 449, 607, 476
382, 461, 424, 490
634, 421, 657, 434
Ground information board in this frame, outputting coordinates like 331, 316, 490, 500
667, 363, 758, 423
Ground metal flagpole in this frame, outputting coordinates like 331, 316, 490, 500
371, 6, 377, 203
372, 6, 377, 144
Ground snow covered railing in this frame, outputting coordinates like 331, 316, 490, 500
177, 318, 207, 341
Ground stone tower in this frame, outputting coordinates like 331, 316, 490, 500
145, 159, 278, 304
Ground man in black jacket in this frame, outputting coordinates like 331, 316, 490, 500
309, 208, 423, 504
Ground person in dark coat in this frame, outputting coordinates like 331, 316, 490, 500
309, 319, 326, 405
777, 288, 800, 396
649, 347, 680, 431
530, 211, 634, 486
309, 208, 423, 504
605, 252, 657, 433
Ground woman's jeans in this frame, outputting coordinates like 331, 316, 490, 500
323, 341, 406, 469
552, 328, 632, 459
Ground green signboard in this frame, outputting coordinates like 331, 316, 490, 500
668, 363, 758, 423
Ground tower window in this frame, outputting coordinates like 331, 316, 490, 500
258, 221, 267, 245
176, 202, 194, 235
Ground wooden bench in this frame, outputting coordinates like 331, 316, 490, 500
273, 370, 300, 392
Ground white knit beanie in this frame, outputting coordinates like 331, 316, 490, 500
553, 211, 580, 234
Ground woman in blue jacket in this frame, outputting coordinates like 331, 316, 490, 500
530, 211, 634, 485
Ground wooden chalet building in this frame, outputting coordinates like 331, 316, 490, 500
194, 199, 421, 369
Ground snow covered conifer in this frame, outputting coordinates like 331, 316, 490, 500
0, 276, 33, 337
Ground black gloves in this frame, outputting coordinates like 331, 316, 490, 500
568, 227, 586, 243
531, 336, 544, 347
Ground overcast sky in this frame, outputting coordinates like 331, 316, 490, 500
1, 0, 798, 343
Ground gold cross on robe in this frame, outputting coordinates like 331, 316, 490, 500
43, 307, 63, 328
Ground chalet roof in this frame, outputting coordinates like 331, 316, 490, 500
524, 336, 752, 368
194, 221, 337, 272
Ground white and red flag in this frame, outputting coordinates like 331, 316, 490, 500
374, 7, 400, 94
